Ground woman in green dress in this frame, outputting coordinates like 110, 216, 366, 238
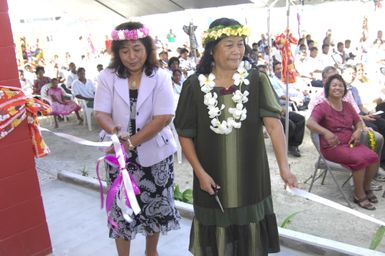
174, 18, 298, 255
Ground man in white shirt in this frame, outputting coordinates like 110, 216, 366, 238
332, 42, 347, 69
270, 62, 306, 157
319, 44, 335, 69
72, 67, 96, 108
178, 48, 195, 77
66, 62, 78, 91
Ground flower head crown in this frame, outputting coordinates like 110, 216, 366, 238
202, 25, 250, 45
111, 27, 150, 41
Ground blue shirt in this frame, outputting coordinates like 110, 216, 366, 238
349, 85, 362, 107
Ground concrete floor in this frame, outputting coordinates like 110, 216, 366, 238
40, 177, 308, 256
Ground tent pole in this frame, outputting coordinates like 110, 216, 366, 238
267, 0, 279, 76
284, 0, 290, 151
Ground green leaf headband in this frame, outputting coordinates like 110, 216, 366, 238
201, 25, 250, 45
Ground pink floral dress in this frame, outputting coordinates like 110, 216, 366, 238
47, 87, 80, 115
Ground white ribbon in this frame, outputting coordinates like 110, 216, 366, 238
39, 127, 111, 147
40, 127, 141, 219
111, 135, 141, 215
287, 187, 385, 227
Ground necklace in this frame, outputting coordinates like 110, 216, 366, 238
129, 80, 138, 90
199, 61, 250, 135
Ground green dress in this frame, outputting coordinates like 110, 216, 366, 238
174, 69, 282, 256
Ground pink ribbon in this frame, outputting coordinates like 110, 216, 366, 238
96, 141, 141, 227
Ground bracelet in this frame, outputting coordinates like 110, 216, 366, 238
126, 138, 136, 150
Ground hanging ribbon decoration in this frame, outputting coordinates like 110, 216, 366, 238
374, 0, 382, 10
0, 86, 51, 157
275, 30, 298, 84
96, 134, 141, 227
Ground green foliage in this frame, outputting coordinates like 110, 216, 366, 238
80, 165, 89, 177
174, 184, 193, 204
280, 211, 302, 228
370, 226, 385, 250
182, 188, 193, 204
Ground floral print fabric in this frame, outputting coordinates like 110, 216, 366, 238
107, 154, 181, 240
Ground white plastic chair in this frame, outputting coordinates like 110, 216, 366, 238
39, 84, 61, 125
40, 83, 72, 124
40, 83, 53, 104
80, 99, 93, 131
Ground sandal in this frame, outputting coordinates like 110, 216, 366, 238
375, 174, 385, 182
365, 190, 378, 203
353, 196, 376, 210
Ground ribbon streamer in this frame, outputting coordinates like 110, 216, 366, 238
39, 127, 111, 147
39, 126, 141, 226
287, 187, 385, 227
34, 120, 385, 230
94, 134, 141, 226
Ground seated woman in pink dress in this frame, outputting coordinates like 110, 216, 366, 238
47, 78, 83, 128
307, 74, 379, 210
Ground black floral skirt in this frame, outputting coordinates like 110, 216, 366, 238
106, 151, 181, 240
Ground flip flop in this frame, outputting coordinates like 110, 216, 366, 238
374, 174, 385, 182
365, 190, 378, 204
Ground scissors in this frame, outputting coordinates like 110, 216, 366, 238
212, 185, 224, 213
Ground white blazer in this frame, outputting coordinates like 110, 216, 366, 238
94, 68, 177, 167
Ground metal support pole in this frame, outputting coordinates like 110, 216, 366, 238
284, 0, 290, 150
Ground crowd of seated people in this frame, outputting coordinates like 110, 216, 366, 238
16, 24, 385, 206
20, 60, 99, 128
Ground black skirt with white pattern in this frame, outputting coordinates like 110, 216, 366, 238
106, 151, 181, 240
106, 89, 180, 240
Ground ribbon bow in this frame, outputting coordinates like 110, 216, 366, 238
96, 134, 141, 227
0, 86, 51, 157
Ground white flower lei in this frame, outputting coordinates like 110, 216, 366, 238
198, 61, 250, 135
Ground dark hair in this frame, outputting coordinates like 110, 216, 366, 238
108, 21, 158, 78
168, 57, 179, 68
196, 18, 244, 75
35, 66, 45, 74
179, 48, 189, 55
272, 61, 281, 72
324, 74, 347, 98
77, 67, 85, 73
309, 46, 318, 52
158, 51, 168, 56
321, 66, 337, 80
342, 64, 356, 73
307, 39, 314, 46
172, 69, 182, 76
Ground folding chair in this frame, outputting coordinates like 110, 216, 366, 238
306, 132, 353, 208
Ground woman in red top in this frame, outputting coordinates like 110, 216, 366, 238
307, 74, 379, 210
